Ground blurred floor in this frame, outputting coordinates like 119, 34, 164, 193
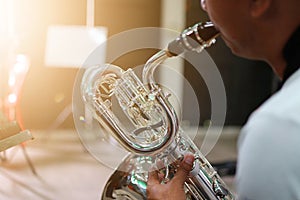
0, 128, 239, 200
0, 130, 113, 200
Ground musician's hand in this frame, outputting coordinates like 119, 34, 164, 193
147, 154, 195, 200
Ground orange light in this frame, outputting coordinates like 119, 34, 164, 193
8, 93, 17, 104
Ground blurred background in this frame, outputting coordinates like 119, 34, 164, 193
1, 0, 163, 129
0, 0, 277, 130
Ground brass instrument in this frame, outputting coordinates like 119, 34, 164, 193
79, 22, 234, 200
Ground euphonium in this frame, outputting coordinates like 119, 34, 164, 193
81, 22, 235, 200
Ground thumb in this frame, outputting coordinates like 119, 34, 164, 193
173, 154, 195, 185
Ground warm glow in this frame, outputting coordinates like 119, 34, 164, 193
8, 74, 16, 87
8, 54, 30, 88
13, 54, 30, 73
0, 0, 162, 129
0, 0, 16, 41
8, 93, 17, 104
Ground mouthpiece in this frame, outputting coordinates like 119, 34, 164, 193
167, 22, 220, 56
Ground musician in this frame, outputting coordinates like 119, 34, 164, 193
147, 0, 300, 199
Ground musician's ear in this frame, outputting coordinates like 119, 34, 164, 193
250, 0, 272, 18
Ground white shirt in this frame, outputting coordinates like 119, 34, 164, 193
236, 68, 300, 200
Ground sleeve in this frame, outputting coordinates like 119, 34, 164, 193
236, 113, 300, 200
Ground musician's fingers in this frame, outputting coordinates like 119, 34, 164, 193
173, 154, 195, 185
148, 168, 160, 185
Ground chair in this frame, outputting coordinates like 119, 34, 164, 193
0, 120, 36, 175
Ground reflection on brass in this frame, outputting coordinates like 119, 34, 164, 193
81, 22, 234, 200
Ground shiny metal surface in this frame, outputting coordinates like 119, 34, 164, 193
81, 22, 234, 199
